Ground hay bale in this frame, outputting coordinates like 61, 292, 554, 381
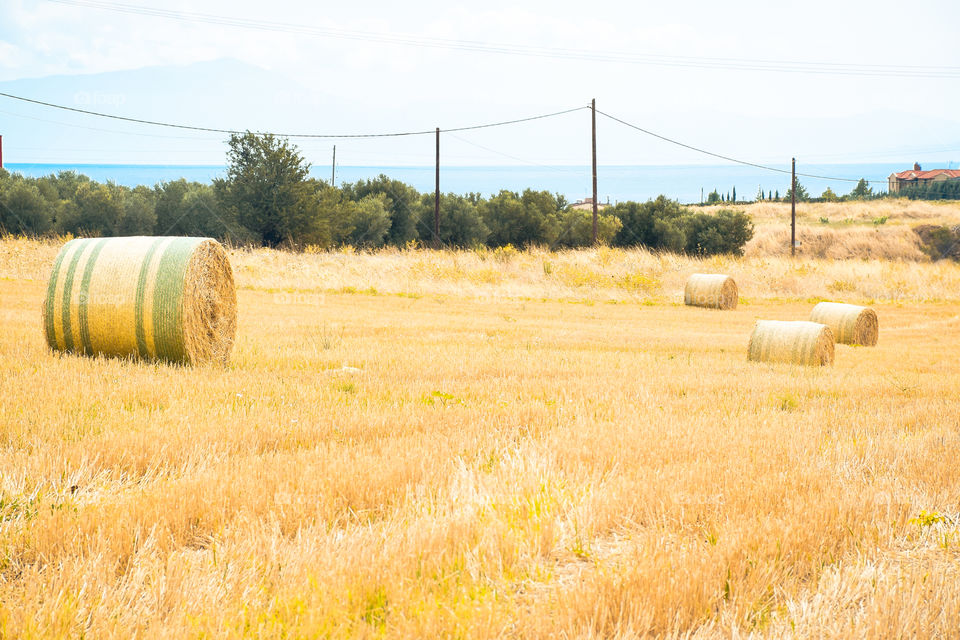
43, 236, 236, 365
684, 273, 738, 310
748, 320, 834, 366
809, 302, 878, 346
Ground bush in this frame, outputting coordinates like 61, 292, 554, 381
480, 190, 561, 247
155, 180, 249, 242
609, 197, 752, 256
610, 196, 687, 251
154, 179, 190, 235
341, 175, 420, 246
682, 209, 754, 256
548, 208, 622, 248
37, 170, 90, 202
57, 182, 123, 236
119, 188, 157, 235
915, 224, 960, 260
899, 180, 960, 201
343, 193, 392, 248
418, 193, 489, 247
0, 173, 52, 235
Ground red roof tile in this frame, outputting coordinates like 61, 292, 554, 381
893, 169, 960, 180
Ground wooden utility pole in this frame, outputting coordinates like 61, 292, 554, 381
791, 157, 796, 257
434, 127, 440, 246
591, 98, 598, 245
331, 145, 336, 186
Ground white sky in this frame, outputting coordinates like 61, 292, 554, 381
1, 0, 958, 167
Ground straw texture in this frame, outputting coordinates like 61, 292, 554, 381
43, 236, 236, 365
809, 302, 878, 346
684, 273, 738, 310
747, 320, 835, 366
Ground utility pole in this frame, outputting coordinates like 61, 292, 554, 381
591, 98, 598, 245
791, 157, 796, 257
331, 145, 336, 186
434, 127, 440, 247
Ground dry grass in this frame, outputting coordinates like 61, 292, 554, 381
710, 198, 960, 227
705, 198, 960, 261
2, 211, 960, 637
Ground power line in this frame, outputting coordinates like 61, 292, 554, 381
47, 0, 960, 79
0, 85, 913, 189
0, 91, 587, 138
597, 109, 888, 185
0, 106, 225, 141
443, 107, 588, 134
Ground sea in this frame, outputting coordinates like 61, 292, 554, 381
3, 162, 911, 205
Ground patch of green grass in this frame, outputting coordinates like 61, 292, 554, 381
361, 586, 389, 630
421, 391, 464, 406
774, 392, 799, 412
909, 510, 946, 528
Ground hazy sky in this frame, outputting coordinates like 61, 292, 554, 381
1, 0, 958, 168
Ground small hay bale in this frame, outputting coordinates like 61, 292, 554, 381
684, 273, 738, 310
747, 320, 834, 366
809, 302, 878, 346
43, 236, 236, 365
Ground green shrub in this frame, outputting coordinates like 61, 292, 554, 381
914, 224, 960, 260
417, 193, 489, 247
610, 196, 687, 251
548, 208, 622, 248
611, 198, 752, 256
0, 173, 53, 235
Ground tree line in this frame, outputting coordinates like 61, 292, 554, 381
896, 179, 960, 201
1, 132, 754, 255
705, 177, 879, 204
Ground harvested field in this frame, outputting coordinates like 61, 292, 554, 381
1, 235, 960, 637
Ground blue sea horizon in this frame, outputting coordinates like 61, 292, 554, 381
4, 162, 909, 204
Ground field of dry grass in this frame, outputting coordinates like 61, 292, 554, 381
2, 203, 960, 637
712, 198, 960, 261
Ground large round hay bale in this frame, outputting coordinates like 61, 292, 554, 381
684, 273, 738, 310
43, 236, 236, 365
747, 320, 834, 366
809, 302, 878, 346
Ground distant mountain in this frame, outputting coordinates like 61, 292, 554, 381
0, 59, 354, 164
2, 59, 957, 168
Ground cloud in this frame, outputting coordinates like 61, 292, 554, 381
1, 0, 958, 167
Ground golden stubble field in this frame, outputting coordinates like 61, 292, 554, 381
2, 219, 960, 637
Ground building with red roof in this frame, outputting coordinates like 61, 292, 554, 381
888, 163, 960, 193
